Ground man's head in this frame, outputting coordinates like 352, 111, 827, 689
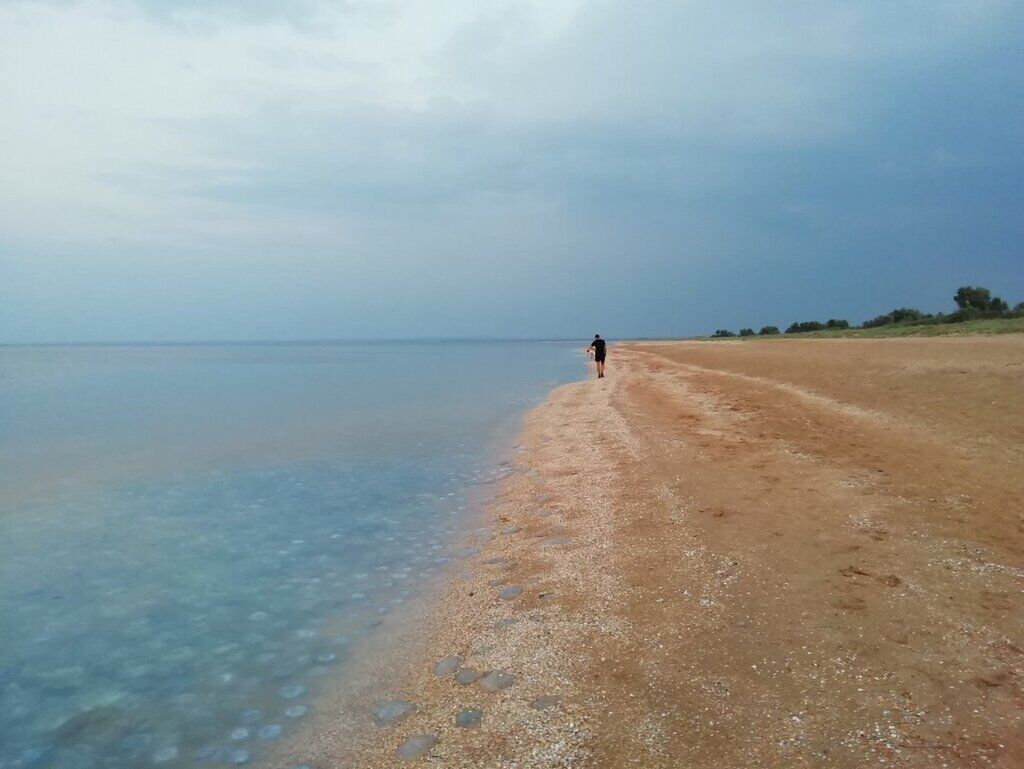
594, 334, 601, 339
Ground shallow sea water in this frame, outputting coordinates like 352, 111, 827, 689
0, 342, 581, 769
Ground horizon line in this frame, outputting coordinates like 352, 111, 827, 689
0, 336, 654, 348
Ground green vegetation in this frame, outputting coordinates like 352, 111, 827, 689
784, 318, 850, 333
786, 321, 825, 333
953, 286, 1009, 312
706, 285, 1024, 340
862, 307, 928, 328
762, 317, 1024, 339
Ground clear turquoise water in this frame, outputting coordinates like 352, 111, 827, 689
0, 342, 581, 769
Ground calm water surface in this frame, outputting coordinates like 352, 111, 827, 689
0, 342, 581, 769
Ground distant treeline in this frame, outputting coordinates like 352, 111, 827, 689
710, 286, 1024, 338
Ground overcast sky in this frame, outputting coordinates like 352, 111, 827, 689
1, 0, 1022, 342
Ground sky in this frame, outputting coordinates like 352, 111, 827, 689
1, 0, 1022, 342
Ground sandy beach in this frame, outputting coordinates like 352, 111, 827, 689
287, 335, 1023, 768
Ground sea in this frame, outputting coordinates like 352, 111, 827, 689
0, 341, 583, 769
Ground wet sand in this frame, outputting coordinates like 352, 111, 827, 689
292, 336, 1024, 768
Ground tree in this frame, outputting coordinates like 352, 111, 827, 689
710, 329, 736, 338
738, 328, 755, 336
758, 325, 780, 335
1015, 302, 1024, 313
825, 319, 850, 329
954, 286, 1008, 312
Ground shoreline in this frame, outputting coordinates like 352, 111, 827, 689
283, 336, 1022, 767
260, 369, 584, 769
264, 370, 611, 767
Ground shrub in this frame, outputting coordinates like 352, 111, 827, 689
738, 328, 755, 336
862, 314, 891, 329
946, 307, 1012, 323
1015, 302, 1024, 313
889, 308, 928, 323
710, 329, 736, 338
785, 321, 826, 334
825, 319, 850, 329
759, 325, 780, 335
862, 308, 931, 328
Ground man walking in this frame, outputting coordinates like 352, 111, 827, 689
587, 334, 607, 379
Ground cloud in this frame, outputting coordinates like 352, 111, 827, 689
1, 0, 1022, 341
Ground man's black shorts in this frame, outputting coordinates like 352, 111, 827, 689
595, 354, 606, 363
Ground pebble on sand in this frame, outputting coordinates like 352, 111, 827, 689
396, 734, 438, 761
530, 694, 561, 710
455, 667, 482, 685
372, 700, 415, 727
479, 671, 515, 692
543, 535, 571, 546
455, 709, 483, 728
432, 655, 463, 676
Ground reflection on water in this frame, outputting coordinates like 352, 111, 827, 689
0, 342, 579, 768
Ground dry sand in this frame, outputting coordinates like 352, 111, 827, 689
283, 335, 1024, 768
